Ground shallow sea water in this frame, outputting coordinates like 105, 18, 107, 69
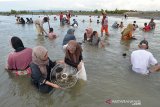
0, 15, 160, 107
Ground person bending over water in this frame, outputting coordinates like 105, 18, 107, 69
30, 18, 33, 23
112, 21, 119, 28
64, 40, 87, 80
83, 27, 93, 42
6, 36, 32, 75
91, 31, 104, 47
71, 19, 78, 27
131, 40, 160, 75
26, 18, 30, 23
30, 46, 62, 93
20, 17, 25, 24
26, 18, 33, 24
34, 17, 49, 35
121, 24, 134, 40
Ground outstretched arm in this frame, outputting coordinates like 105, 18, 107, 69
45, 81, 62, 89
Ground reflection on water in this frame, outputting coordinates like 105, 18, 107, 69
0, 15, 160, 107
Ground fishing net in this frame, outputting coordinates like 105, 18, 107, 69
50, 64, 78, 89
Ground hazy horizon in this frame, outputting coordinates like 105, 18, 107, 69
0, 0, 160, 11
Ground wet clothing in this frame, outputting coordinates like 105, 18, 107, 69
143, 26, 151, 32
7, 48, 32, 70
30, 59, 56, 93
71, 20, 78, 26
121, 24, 134, 40
149, 21, 156, 29
84, 28, 93, 42
20, 18, 25, 24
101, 26, 108, 33
112, 22, 118, 28
101, 16, 108, 33
77, 62, 87, 81
30, 18, 33, 23
26, 18, 30, 23
34, 18, 45, 35
131, 49, 157, 75
65, 40, 83, 68
61, 17, 66, 26
66, 13, 71, 24
48, 32, 56, 39
84, 33, 92, 42
121, 31, 132, 40
34, 18, 44, 27
65, 53, 83, 68
91, 36, 100, 46
60, 14, 63, 22
62, 29, 76, 45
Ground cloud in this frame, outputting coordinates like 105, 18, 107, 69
0, 0, 25, 2
0, 0, 160, 11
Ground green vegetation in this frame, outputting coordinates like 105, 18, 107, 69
0, 9, 137, 16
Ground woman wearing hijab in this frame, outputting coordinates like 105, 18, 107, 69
91, 31, 104, 47
121, 24, 134, 40
112, 21, 119, 28
62, 28, 76, 50
83, 27, 93, 42
6, 36, 32, 75
62, 29, 76, 46
30, 46, 61, 93
65, 40, 87, 81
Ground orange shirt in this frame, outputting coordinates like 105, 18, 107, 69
121, 31, 132, 40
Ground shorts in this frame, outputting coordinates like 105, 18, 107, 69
101, 25, 108, 33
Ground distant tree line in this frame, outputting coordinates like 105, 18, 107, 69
93, 9, 137, 14
0, 9, 137, 16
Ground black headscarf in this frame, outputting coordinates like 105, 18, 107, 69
11, 36, 25, 52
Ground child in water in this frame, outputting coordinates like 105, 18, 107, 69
47, 28, 57, 39
143, 23, 151, 32
119, 22, 124, 28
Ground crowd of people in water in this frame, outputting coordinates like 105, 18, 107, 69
6, 11, 160, 93
16, 16, 33, 24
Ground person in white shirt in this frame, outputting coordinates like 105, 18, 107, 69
131, 40, 160, 75
34, 17, 49, 35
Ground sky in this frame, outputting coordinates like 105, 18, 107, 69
0, 0, 160, 11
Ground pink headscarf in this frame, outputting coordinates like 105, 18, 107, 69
85, 27, 93, 38
32, 46, 49, 78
